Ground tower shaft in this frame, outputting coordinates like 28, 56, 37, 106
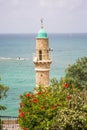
33, 23, 52, 87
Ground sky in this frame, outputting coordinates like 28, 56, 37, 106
0, 0, 87, 33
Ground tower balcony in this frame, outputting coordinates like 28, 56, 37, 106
33, 53, 52, 64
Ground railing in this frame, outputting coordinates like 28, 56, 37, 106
0, 116, 21, 130
33, 53, 52, 62
0, 116, 59, 130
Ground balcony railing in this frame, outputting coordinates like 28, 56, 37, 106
33, 53, 52, 63
0, 116, 60, 130
0, 116, 21, 130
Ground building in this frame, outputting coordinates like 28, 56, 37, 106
33, 20, 52, 87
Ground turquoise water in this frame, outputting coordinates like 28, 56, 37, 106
0, 33, 87, 116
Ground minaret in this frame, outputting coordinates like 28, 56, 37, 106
33, 20, 52, 87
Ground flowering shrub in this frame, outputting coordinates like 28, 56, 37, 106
18, 79, 87, 130
51, 79, 87, 130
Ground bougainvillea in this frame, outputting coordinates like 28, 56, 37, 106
18, 80, 87, 130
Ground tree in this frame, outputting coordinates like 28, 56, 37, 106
0, 78, 9, 110
0, 78, 9, 130
18, 80, 87, 130
18, 57, 87, 130
51, 81, 87, 130
65, 56, 87, 89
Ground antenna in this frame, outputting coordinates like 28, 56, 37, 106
41, 18, 44, 29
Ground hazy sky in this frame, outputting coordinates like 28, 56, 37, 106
0, 0, 87, 33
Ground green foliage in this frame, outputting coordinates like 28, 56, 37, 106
18, 84, 68, 130
52, 109, 87, 130
0, 78, 9, 110
18, 80, 87, 130
18, 57, 87, 130
51, 80, 87, 130
65, 56, 87, 89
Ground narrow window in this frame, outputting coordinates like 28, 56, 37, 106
39, 50, 42, 60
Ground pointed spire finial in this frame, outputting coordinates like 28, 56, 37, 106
41, 18, 44, 29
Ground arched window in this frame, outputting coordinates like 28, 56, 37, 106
39, 50, 42, 60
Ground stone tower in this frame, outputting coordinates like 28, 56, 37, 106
33, 20, 52, 87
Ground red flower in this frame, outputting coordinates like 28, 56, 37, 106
37, 92, 42, 95
26, 93, 31, 97
21, 112, 25, 117
24, 127, 27, 130
67, 95, 71, 100
18, 108, 21, 113
64, 83, 69, 88
20, 103, 22, 108
31, 94, 34, 98
33, 98, 38, 103
41, 106, 44, 110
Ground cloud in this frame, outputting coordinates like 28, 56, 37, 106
0, 0, 87, 33
39, 0, 83, 11
39, 0, 66, 8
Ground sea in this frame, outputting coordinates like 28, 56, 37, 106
0, 33, 87, 116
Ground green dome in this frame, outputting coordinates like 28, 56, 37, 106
37, 28, 48, 38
